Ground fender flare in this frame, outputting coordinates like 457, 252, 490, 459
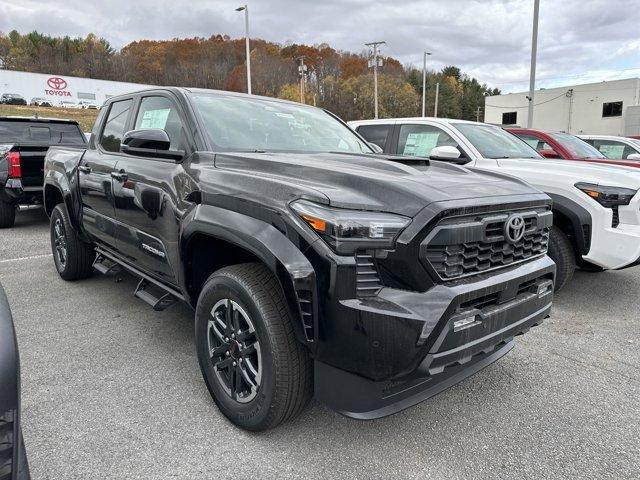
180, 204, 317, 347
547, 193, 592, 255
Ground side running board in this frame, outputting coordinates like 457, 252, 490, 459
93, 247, 184, 311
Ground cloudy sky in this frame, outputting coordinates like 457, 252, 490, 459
1, 0, 639, 92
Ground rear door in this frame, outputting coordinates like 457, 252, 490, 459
111, 93, 191, 286
78, 98, 133, 247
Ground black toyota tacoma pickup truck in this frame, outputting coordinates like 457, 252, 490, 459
43, 87, 555, 430
0, 116, 86, 228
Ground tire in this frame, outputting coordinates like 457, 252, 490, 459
0, 200, 16, 228
195, 263, 312, 431
50, 204, 95, 280
547, 226, 575, 291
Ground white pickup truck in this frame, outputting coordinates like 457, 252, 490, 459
350, 118, 640, 290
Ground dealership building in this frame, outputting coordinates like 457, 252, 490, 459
0, 69, 152, 106
484, 78, 640, 136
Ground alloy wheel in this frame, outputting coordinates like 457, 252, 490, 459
53, 218, 67, 269
208, 299, 262, 403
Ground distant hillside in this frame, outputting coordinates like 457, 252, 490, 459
0, 30, 499, 121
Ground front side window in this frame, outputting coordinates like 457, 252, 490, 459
189, 93, 372, 154
602, 101, 623, 118
100, 99, 133, 152
397, 124, 460, 157
134, 96, 184, 150
453, 124, 540, 159
549, 133, 605, 159
514, 133, 554, 153
356, 124, 391, 150
591, 139, 636, 160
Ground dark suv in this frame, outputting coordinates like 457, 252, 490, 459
0, 94, 27, 106
44, 88, 555, 430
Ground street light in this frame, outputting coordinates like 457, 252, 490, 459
235, 5, 252, 95
422, 51, 432, 117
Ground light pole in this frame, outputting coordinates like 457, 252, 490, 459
526, 0, 540, 128
422, 51, 431, 117
235, 5, 252, 95
365, 41, 385, 119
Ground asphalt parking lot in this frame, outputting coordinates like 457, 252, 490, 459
1, 208, 639, 480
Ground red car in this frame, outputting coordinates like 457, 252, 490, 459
507, 128, 640, 169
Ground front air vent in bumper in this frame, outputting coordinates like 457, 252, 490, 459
355, 253, 382, 297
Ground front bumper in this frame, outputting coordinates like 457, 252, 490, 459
314, 255, 554, 419
583, 222, 640, 270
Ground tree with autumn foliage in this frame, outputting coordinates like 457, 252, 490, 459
0, 30, 498, 122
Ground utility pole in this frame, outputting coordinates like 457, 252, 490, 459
235, 5, 252, 95
297, 56, 307, 104
476, 106, 482, 122
527, 0, 540, 128
422, 51, 432, 117
566, 88, 574, 133
434, 82, 440, 117
365, 41, 385, 119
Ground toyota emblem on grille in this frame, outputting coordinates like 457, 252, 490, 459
505, 214, 526, 243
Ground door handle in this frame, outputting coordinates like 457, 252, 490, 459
78, 165, 91, 174
111, 170, 128, 182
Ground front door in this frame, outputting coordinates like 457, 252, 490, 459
112, 94, 189, 287
78, 98, 133, 247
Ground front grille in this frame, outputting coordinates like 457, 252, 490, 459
421, 207, 552, 281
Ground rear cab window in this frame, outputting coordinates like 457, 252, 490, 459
0, 120, 86, 145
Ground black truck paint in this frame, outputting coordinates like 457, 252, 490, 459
0, 117, 86, 228
0, 283, 30, 480
43, 87, 555, 428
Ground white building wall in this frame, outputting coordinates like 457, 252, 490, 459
484, 78, 640, 135
0, 69, 153, 106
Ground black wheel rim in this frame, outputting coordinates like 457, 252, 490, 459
53, 218, 67, 269
208, 299, 262, 403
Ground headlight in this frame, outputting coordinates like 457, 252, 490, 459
575, 183, 637, 208
291, 200, 410, 254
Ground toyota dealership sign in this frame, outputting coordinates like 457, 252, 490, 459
45, 76, 71, 96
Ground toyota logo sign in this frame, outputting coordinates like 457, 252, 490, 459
47, 77, 67, 90
504, 214, 526, 244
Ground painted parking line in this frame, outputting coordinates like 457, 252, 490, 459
0, 253, 52, 264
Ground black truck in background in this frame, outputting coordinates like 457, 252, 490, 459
0, 117, 86, 228
43, 87, 555, 430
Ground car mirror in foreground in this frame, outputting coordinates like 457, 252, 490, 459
539, 149, 560, 159
626, 153, 640, 161
368, 142, 384, 154
120, 128, 185, 161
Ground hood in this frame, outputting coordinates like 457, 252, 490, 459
213, 152, 544, 217
497, 157, 640, 190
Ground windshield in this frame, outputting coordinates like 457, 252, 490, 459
550, 133, 605, 159
453, 123, 541, 159
189, 93, 372, 154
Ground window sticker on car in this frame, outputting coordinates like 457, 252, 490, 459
139, 108, 171, 129
598, 144, 625, 159
403, 132, 439, 157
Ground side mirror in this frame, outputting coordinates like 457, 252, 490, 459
120, 129, 185, 161
430, 145, 461, 160
626, 153, 640, 161
539, 149, 560, 159
368, 142, 384, 154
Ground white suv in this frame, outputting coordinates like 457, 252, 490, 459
350, 118, 640, 290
